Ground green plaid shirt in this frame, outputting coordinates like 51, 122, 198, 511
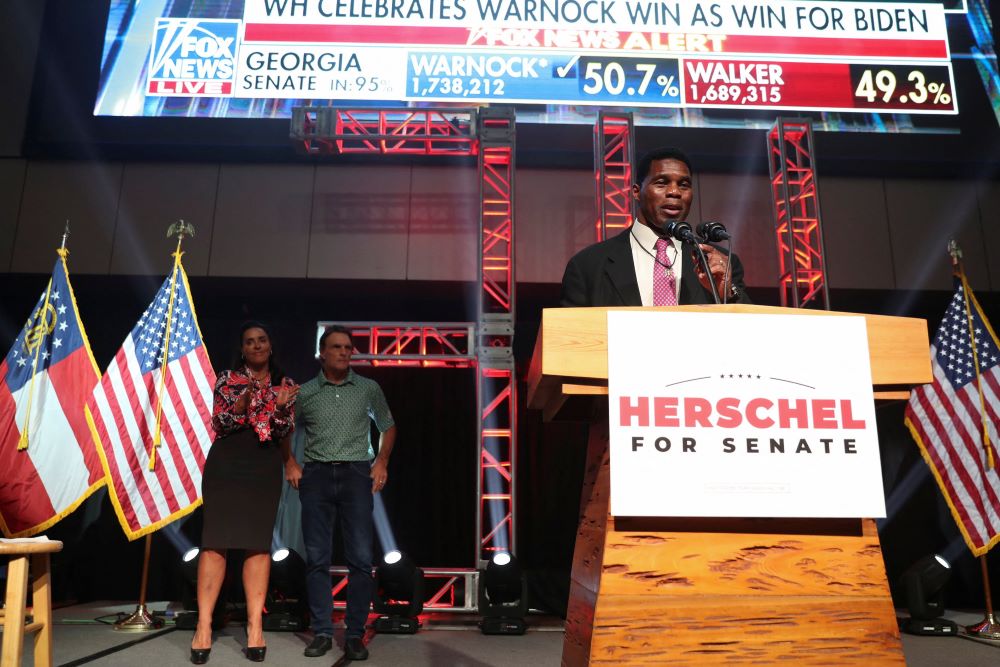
296, 369, 395, 462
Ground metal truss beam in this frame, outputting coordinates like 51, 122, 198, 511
300, 104, 519, 592
476, 107, 516, 564
316, 322, 476, 368
329, 567, 479, 612
594, 111, 635, 241
767, 118, 831, 310
290, 107, 479, 155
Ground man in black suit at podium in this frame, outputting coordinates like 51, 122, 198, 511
560, 146, 750, 307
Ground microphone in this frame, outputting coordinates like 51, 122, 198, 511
663, 220, 697, 245
696, 221, 731, 242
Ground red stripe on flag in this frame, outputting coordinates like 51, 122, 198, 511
953, 386, 1000, 510
97, 362, 162, 527
0, 366, 57, 536
112, 351, 181, 518
906, 398, 986, 547
133, 361, 184, 516
980, 370, 1000, 433
911, 385, 988, 546
47, 347, 103, 485
923, 381, 995, 525
89, 397, 143, 532
183, 349, 215, 468
160, 363, 199, 504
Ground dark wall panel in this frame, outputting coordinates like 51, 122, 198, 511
698, 173, 775, 288
820, 177, 895, 291
12, 161, 123, 274
110, 164, 219, 276
0, 1, 45, 157
885, 180, 987, 292
0, 160, 27, 271
2, 159, 998, 298
517, 168, 626, 285
977, 181, 1000, 291
209, 165, 313, 278
308, 165, 410, 280
407, 166, 477, 282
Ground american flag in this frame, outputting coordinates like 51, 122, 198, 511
0, 254, 105, 536
86, 262, 215, 540
904, 275, 1000, 556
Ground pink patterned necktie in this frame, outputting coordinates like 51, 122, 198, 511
653, 238, 677, 306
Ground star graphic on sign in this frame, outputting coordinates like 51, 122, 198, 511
53, 338, 62, 348
41, 351, 49, 360
59, 321, 67, 331
17, 357, 27, 367
58, 304, 67, 315
51, 291, 60, 300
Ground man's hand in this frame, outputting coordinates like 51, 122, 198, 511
285, 459, 303, 490
693, 244, 730, 298
370, 459, 388, 494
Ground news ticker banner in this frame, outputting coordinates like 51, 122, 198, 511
606, 311, 886, 518
144, 0, 958, 114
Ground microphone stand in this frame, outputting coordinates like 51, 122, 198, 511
689, 240, 721, 304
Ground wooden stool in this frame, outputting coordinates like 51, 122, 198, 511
0, 540, 63, 667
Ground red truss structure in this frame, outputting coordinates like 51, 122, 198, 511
297, 106, 518, 612
767, 118, 831, 310
475, 108, 516, 562
290, 107, 479, 155
329, 567, 479, 612
316, 322, 476, 368
594, 111, 635, 241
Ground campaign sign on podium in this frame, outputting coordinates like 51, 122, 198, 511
608, 311, 886, 518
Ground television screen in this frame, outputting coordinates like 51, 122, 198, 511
93, 0, 998, 134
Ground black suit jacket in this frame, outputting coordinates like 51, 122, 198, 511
560, 228, 750, 307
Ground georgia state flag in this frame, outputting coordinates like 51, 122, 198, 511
0, 252, 105, 537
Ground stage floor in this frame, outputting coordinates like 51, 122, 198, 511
4, 602, 998, 665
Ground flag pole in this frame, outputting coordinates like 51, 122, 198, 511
149, 220, 195, 470
16, 226, 69, 450
113, 533, 164, 631
966, 556, 1000, 640
949, 240, 1000, 641
115, 221, 195, 631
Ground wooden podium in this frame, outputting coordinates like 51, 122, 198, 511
526, 305, 932, 666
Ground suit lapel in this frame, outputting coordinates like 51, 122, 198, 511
679, 248, 710, 304
604, 230, 642, 306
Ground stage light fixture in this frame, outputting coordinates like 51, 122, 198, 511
182, 547, 200, 563
374, 550, 425, 634
264, 547, 309, 631
478, 552, 527, 635
900, 554, 958, 636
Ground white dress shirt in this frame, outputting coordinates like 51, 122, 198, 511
629, 220, 683, 307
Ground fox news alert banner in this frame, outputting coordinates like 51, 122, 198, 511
606, 311, 887, 518
135, 0, 957, 115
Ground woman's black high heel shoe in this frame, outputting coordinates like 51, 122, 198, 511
246, 646, 267, 662
190, 647, 211, 664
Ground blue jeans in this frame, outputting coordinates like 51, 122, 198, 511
300, 461, 374, 638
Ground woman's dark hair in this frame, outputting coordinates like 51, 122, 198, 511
233, 320, 285, 385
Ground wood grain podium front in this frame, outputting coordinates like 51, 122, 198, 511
527, 305, 932, 665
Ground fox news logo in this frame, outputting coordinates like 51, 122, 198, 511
147, 19, 240, 96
